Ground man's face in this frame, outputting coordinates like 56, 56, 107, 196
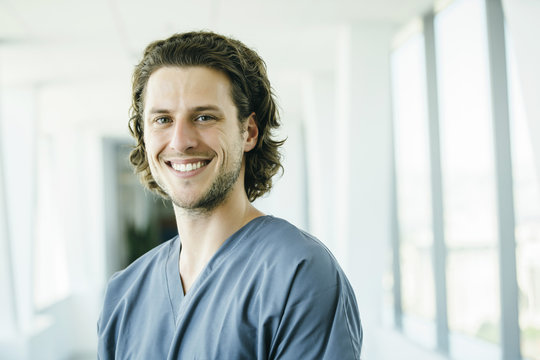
143, 66, 255, 213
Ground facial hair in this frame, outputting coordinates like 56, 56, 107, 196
171, 155, 242, 214
150, 141, 244, 215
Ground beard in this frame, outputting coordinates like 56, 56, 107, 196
150, 145, 244, 215
171, 159, 242, 214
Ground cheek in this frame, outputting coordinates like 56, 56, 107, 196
144, 131, 165, 157
222, 136, 245, 165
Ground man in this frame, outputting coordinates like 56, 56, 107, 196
98, 31, 362, 359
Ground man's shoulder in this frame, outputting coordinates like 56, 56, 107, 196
245, 216, 362, 354
245, 216, 345, 290
252, 216, 336, 265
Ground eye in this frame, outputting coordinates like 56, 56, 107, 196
195, 114, 215, 122
155, 116, 171, 125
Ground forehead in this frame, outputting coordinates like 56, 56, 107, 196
143, 66, 234, 112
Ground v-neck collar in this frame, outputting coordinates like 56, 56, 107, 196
165, 237, 183, 323
164, 215, 271, 325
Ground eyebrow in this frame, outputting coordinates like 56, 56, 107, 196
146, 105, 224, 116
191, 105, 223, 113
147, 108, 171, 115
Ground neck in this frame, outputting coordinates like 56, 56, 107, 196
174, 193, 262, 254
173, 183, 263, 293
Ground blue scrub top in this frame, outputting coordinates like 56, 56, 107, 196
98, 216, 362, 359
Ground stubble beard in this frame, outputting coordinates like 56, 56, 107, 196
174, 159, 242, 215
152, 149, 244, 216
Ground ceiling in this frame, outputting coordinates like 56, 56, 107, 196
0, 0, 434, 86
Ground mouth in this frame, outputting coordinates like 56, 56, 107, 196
166, 160, 210, 173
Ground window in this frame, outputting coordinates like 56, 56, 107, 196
508, 37, 540, 360
390, 0, 530, 358
434, 0, 501, 347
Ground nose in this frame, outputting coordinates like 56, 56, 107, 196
169, 119, 198, 152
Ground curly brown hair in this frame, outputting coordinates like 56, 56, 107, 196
128, 31, 284, 202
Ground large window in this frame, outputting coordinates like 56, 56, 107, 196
390, 0, 535, 358
435, 0, 500, 346
508, 36, 540, 360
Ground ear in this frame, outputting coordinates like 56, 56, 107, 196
243, 112, 258, 152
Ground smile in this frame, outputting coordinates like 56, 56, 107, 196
169, 161, 208, 173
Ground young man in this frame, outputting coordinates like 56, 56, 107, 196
98, 31, 362, 359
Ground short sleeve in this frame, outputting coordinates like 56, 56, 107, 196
268, 259, 362, 359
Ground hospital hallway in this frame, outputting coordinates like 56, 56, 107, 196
1, 0, 539, 359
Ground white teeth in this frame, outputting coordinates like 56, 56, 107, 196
171, 161, 205, 172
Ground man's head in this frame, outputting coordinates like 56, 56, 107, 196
129, 31, 284, 204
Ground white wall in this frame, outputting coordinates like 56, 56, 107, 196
334, 23, 397, 359
302, 70, 337, 247
253, 71, 310, 230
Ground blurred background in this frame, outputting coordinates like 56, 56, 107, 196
1, 0, 539, 359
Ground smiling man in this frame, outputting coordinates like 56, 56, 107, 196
97, 31, 362, 359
